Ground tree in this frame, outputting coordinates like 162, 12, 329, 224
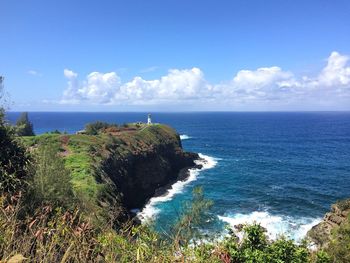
173, 187, 213, 246
16, 112, 34, 136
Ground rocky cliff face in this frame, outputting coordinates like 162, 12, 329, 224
99, 125, 199, 209
307, 199, 350, 248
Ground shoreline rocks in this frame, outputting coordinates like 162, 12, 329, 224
307, 199, 350, 248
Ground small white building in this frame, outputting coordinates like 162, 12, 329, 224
147, 114, 152, 125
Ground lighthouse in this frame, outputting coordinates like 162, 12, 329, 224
147, 114, 152, 125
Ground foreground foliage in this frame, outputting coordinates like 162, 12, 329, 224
0, 109, 31, 194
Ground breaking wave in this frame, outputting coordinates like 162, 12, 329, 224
180, 134, 192, 140
138, 153, 218, 222
218, 211, 321, 241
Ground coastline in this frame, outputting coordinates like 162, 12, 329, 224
137, 153, 218, 222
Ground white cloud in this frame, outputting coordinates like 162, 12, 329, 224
318, 51, 350, 87
63, 69, 77, 79
60, 52, 350, 109
219, 66, 294, 101
27, 70, 42, 76
61, 69, 121, 104
233, 67, 291, 89
61, 67, 209, 105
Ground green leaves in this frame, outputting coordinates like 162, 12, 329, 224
0, 109, 31, 194
220, 224, 311, 263
31, 145, 75, 208
173, 186, 213, 246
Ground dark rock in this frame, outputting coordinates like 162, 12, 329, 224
100, 125, 200, 210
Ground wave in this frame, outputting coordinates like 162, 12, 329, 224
137, 153, 218, 222
218, 211, 321, 241
180, 134, 192, 140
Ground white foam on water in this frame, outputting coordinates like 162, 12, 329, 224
138, 153, 218, 222
180, 134, 192, 140
218, 211, 321, 242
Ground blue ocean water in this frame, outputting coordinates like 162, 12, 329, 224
6, 112, 350, 239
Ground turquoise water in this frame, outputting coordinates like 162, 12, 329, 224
6, 112, 350, 239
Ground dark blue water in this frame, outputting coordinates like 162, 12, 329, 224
6, 112, 350, 239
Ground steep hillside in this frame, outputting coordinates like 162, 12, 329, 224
21, 124, 199, 224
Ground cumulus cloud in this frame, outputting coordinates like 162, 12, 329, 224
61, 70, 121, 104
318, 51, 350, 87
61, 67, 209, 105
218, 66, 294, 102
60, 52, 350, 109
277, 51, 350, 91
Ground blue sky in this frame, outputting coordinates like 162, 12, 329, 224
1, 0, 350, 111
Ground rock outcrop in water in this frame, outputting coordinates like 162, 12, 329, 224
307, 199, 350, 248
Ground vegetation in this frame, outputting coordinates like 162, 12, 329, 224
173, 186, 214, 246
326, 214, 350, 262
30, 145, 75, 208
85, 121, 117, 135
15, 112, 35, 136
0, 109, 31, 194
0, 108, 349, 262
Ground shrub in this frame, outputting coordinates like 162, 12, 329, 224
85, 121, 117, 135
30, 145, 75, 208
326, 215, 350, 262
0, 109, 31, 194
242, 224, 268, 251
315, 250, 331, 263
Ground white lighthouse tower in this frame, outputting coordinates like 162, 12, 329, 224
147, 114, 152, 125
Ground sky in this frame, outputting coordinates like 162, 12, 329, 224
1, 0, 350, 111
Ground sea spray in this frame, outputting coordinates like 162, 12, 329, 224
180, 134, 192, 140
138, 153, 218, 222
218, 211, 321, 241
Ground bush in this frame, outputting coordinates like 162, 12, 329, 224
220, 223, 312, 263
0, 109, 31, 194
85, 121, 117, 135
242, 224, 268, 251
15, 112, 35, 136
315, 250, 331, 263
30, 145, 75, 208
326, 215, 350, 262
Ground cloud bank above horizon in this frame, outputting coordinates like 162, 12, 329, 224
60, 51, 350, 110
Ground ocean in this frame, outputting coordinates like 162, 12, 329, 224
6, 112, 350, 240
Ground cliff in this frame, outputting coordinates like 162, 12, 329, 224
99, 124, 199, 209
307, 199, 350, 248
22, 123, 200, 224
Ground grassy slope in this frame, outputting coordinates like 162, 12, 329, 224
21, 124, 180, 214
